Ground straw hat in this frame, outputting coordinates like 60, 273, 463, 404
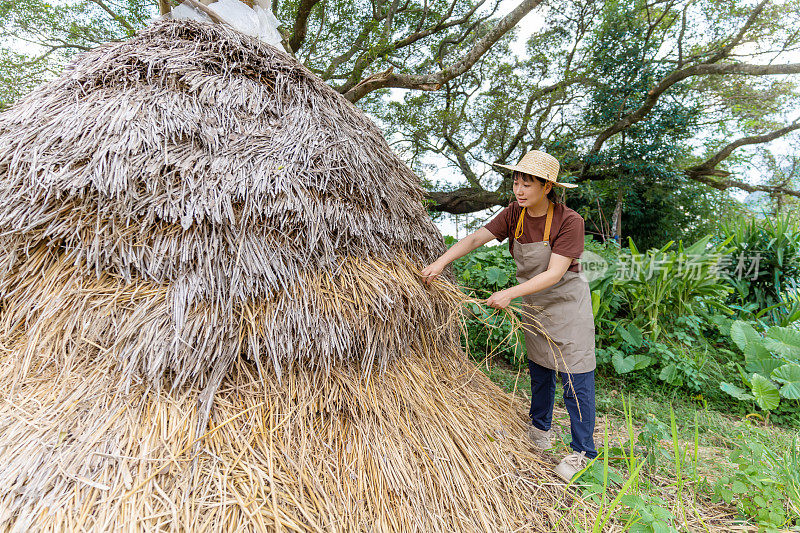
494, 150, 577, 188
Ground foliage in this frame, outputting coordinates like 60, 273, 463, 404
720, 320, 800, 414
0, 0, 524, 108
574, 0, 703, 249
371, 0, 800, 230
572, 399, 680, 532
720, 213, 800, 326
0, 0, 151, 107
591, 235, 736, 393
446, 237, 525, 367
714, 429, 800, 529
614, 235, 734, 340
573, 179, 745, 253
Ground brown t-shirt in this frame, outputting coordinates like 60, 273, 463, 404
484, 201, 585, 273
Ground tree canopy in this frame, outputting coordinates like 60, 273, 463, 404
2, 0, 799, 243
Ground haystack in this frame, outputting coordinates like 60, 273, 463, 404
0, 20, 585, 531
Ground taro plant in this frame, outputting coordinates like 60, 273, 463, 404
720, 320, 800, 413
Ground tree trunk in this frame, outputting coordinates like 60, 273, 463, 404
611, 186, 624, 243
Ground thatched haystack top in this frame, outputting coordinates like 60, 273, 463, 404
0, 20, 444, 303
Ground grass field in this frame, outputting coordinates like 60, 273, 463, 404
481, 361, 800, 532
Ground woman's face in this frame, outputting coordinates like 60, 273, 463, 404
512, 171, 550, 208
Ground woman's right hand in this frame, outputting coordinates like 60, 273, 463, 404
420, 262, 445, 284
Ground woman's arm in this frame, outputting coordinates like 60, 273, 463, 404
486, 253, 573, 309
420, 227, 496, 284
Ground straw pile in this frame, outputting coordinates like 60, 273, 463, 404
0, 20, 585, 531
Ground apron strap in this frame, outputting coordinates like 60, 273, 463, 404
543, 202, 554, 244
514, 202, 555, 243
514, 207, 526, 240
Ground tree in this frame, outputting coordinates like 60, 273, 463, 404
371, 0, 800, 225
0, 0, 542, 106
2, 0, 799, 225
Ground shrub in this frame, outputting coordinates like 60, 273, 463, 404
720, 213, 800, 326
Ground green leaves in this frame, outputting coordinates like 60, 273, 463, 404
771, 363, 800, 400
612, 353, 636, 374
730, 320, 761, 353
484, 267, 508, 287
745, 357, 784, 377
763, 327, 800, 358
659, 364, 681, 386
451, 243, 522, 367
613, 353, 653, 374
720, 381, 755, 402
749, 374, 780, 411
616, 324, 643, 348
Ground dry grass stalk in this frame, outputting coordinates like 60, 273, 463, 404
0, 326, 593, 532
0, 19, 595, 531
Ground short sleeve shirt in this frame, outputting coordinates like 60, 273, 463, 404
484, 201, 585, 273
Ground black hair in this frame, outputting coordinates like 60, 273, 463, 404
514, 171, 561, 204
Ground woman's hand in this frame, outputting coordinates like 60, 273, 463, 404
486, 289, 515, 309
420, 262, 445, 284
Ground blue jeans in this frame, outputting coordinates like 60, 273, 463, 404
528, 360, 597, 459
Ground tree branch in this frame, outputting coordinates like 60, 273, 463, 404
687, 120, 800, 175
288, 0, 322, 53
683, 120, 800, 198
706, 0, 768, 64
425, 187, 508, 213
581, 61, 800, 174
342, 0, 543, 102
87, 0, 135, 31
334, 0, 484, 92
580, 0, 787, 176
687, 174, 800, 199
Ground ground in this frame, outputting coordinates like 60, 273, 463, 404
481, 361, 800, 532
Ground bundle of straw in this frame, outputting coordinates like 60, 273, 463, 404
0, 20, 586, 531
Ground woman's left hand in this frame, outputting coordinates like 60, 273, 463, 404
486, 289, 514, 309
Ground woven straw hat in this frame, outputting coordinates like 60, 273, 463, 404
494, 150, 577, 188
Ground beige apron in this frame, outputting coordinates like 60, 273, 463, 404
513, 203, 596, 373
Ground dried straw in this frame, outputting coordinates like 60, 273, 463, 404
0, 20, 592, 531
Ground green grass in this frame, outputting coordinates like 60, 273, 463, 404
480, 359, 800, 530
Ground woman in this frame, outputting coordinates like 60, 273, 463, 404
421, 150, 597, 481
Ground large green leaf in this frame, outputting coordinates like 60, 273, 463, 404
720, 381, 754, 401
745, 357, 785, 378
772, 363, 800, 400
660, 364, 682, 385
612, 353, 636, 374
744, 341, 772, 363
617, 325, 642, 348
485, 267, 508, 287
633, 354, 653, 370
628, 324, 643, 348
764, 327, 800, 359
730, 320, 761, 353
749, 374, 780, 411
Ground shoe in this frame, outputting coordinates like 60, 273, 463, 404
526, 425, 553, 450
554, 451, 589, 482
